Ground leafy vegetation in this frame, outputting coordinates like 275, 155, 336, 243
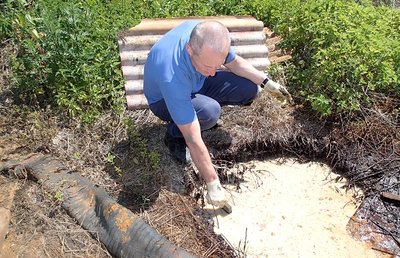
124, 118, 160, 171
1, 0, 399, 118
259, 0, 400, 115
2, 0, 143, 122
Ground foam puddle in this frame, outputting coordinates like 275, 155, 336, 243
203, 158, 387, 258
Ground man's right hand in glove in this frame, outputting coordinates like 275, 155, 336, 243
260, 77, 294, 104
206, 178, 228, 208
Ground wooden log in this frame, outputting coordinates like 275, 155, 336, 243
381, 192, 400, 202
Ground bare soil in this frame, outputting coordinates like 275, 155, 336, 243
206, 159, 388, 258
1, 43, 399, 257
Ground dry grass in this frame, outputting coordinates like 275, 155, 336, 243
1, 86, 399, 256
1, 35, 399, 256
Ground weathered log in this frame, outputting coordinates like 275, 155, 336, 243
0, 154, 196, 258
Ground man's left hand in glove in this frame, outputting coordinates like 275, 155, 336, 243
259, 77, 294, 105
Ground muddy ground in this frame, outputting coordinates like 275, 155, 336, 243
1, 42, 400, 257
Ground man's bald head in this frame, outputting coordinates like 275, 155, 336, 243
188, 21, 231, 56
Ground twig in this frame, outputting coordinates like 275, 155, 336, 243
18, 228, 37, 255
243, 227, 248, 254
381, 192, 400, 203
177, 194, 201, 225
203, 244, 219, 257
1, 38, 12, 45
370, 220, 400, 248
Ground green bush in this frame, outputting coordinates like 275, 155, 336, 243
4, 0, 146, 122
3, 0, 399, 119
261, 0, 400, 116
0, 2, 12, 41
2, 0, 252, 121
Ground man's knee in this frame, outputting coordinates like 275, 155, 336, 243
149, 101, 172, 122
197, 101, 221, 131
242, 84, 259, 105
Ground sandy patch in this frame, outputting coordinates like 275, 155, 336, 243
204, 158, 389, 258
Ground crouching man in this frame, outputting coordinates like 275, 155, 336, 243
144, 20, 292, 207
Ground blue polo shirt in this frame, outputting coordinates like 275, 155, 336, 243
143, 20, 236, 125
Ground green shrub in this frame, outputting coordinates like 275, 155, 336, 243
261, 0, 400, 116
124, 119, 160, 171
0, 2, 12, 41
3, 0, 253, 121
5, 0, 145, 122
4, 0, 399, 118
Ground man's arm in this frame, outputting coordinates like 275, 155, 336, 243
178, 119, 227, 207
224, 55, 266, 85
225, 55, 294, 104
177, 119, 217, 183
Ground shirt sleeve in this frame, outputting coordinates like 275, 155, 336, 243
224, 46, 236, 64
159, 79, 197, 125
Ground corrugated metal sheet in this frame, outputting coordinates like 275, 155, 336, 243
118, 16, 271, 109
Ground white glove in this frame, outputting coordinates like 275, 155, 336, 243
206, 179, 227, 208
262, 79, 294, 104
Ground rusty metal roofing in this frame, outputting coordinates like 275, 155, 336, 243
118, 16, 271, 110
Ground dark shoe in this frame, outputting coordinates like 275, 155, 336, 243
210, 119, 224, 130
163, 133, 192, 164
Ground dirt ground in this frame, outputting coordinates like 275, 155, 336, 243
1, 94, 399, 257
0, 94, 112, 257
1, 42, 400, 257
0, 89, 237, 257
205, 159, 389, 258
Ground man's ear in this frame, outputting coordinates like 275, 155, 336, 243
186, 43, 193, 56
